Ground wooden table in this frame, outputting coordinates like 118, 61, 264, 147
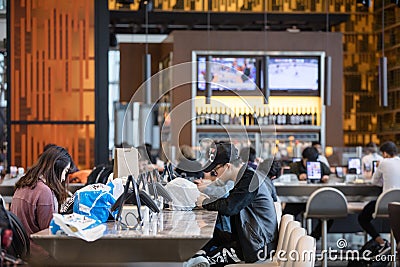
31, 210, 217, 264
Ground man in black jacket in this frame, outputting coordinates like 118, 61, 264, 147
185, 142, 277, 267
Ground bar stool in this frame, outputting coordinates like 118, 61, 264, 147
303, 187, 348, 267
372, 188, 400, 267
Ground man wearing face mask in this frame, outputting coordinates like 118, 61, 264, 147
184, 142, 277, 267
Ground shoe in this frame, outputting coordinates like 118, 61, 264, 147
376, 240, 391, 256
183, 255, 210, 267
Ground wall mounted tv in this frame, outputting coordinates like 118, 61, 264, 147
197, 56, 261, 92
267, 55, 321, 96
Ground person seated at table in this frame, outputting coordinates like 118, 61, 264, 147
239, 146, 258, 170
175, 145, 204, 180
11, 145, 75, 258
312, 141, 330, 168
289, 146, 330, 182
361, 142, 383, 179
256, 159, 281, 202
184, 142, 277, 267
283, 146, 331, 240
358, 141, 400, 255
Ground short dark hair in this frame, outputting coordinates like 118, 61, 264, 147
302, 147, 319, 161
380, 141, 398, 156
258, 159, 281, 178
311, 141, 321, 147
239, 147, 256, 163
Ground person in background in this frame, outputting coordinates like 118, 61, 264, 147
361, 142, 383, 179
145, 143, 157, 165
358, 141, 400, 255
239, 146, 257, 170
312, 141, 330, 168
185, 142, 277, 267
284, 146, 331, 240
256, 159, 281, 202
289, 146, 330, 182
11, 145, 74, 257
175, 145, 204, 180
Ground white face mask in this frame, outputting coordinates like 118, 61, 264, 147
61, 163, 71, 182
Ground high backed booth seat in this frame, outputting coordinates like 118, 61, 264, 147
303, 187, 348, 267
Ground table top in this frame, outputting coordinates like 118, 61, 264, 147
31, 210, 217, 263
274, 175, 382, 203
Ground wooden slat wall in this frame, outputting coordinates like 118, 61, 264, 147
10, 0, 95, 169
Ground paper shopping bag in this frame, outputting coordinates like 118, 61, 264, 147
113, 147, 139, 179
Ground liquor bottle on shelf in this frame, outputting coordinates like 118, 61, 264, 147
205, 106, 211, 125
271, 107, 277, 125
294, 107, 300, 125
300, 107, 305, 125
239, 107, 244, 125
253, 106, 258, 126
289, 107, 296, 125
285, 107, 291, 125
221, 107, 229, 124
305, 107, 312, 125
196, 107, 201, 125
281, 107, 288, 125
263, 107, 268, 126
312, 107, 318, 125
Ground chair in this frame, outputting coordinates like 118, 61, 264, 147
225, 220, 301, 267
227, 226, 306, 267
275, 201, 283, 228
388, 202, 400, 248
303, 187, 348, 267
276, 214, 294, 256
282, 227, 307, 267
373, 189, 400, 267
292, 235, 316, 267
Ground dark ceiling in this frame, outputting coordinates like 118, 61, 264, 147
110, 11, 349, 34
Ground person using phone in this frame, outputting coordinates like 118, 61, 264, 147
358, 141, 400, 255
283, 146, 331, 240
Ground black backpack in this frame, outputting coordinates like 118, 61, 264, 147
0, 198, 30, 262
86, 164, 113, 185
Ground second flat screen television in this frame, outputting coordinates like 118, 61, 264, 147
267, 56, 320, 96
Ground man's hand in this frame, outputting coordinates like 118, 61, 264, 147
196, 193, 210, 208
321, 175, 329, 183
299, 173, 307, 181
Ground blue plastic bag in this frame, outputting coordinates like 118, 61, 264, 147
73, 184, 116, 223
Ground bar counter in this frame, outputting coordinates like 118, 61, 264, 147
274, 175, 382, 203
31, 210, 217, 264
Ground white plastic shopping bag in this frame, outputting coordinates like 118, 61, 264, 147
165, 178, 201, 210
50, 213, 106, 242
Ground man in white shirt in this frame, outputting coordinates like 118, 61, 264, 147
358, 141, 400, 255
361, 142, 384, 179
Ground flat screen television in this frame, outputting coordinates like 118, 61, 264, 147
267, 55, 321, 96
197, 56, 260, 91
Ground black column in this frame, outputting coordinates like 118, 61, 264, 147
95, 0, 110, 165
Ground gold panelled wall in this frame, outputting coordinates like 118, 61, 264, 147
10, 0, 95, 168
11, 124, 95, 169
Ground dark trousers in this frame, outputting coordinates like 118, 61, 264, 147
358, 200, 380, 240
202, 229, 242, 266
283, 203, 333, 240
